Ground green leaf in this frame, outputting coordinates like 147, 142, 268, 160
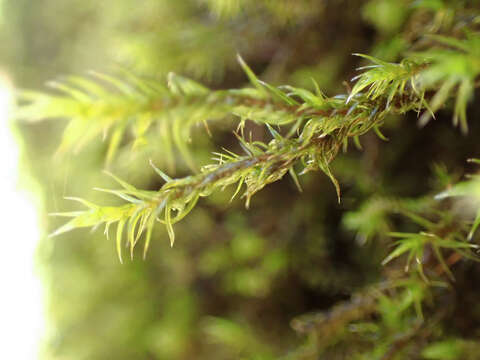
237, 54, 267, 96
468, 209, 480, 241
116, 219, 126, 264
382, 237, 421, 266
167, 72, 209, 96
317, 155, 341, 203
149, 159, 173, 182
165, 204, 175, 247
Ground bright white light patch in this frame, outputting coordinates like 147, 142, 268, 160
0, 73, 45, 359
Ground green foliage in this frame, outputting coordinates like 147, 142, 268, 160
414, 33, 480, 132
362, 0, 409, 34
435, 168, 480, 240
347, 54, 426, 109
38, 36, 480, 259
10, 0, 480, 359
40, 53, 438, 258
383, 231, 477, 281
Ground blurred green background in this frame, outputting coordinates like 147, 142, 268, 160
3, 1, 480, 359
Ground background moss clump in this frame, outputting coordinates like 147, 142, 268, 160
4, 0, 480, 359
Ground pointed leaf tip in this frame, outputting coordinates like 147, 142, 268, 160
236, 54, 266, 94
149, 159, 172, 182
